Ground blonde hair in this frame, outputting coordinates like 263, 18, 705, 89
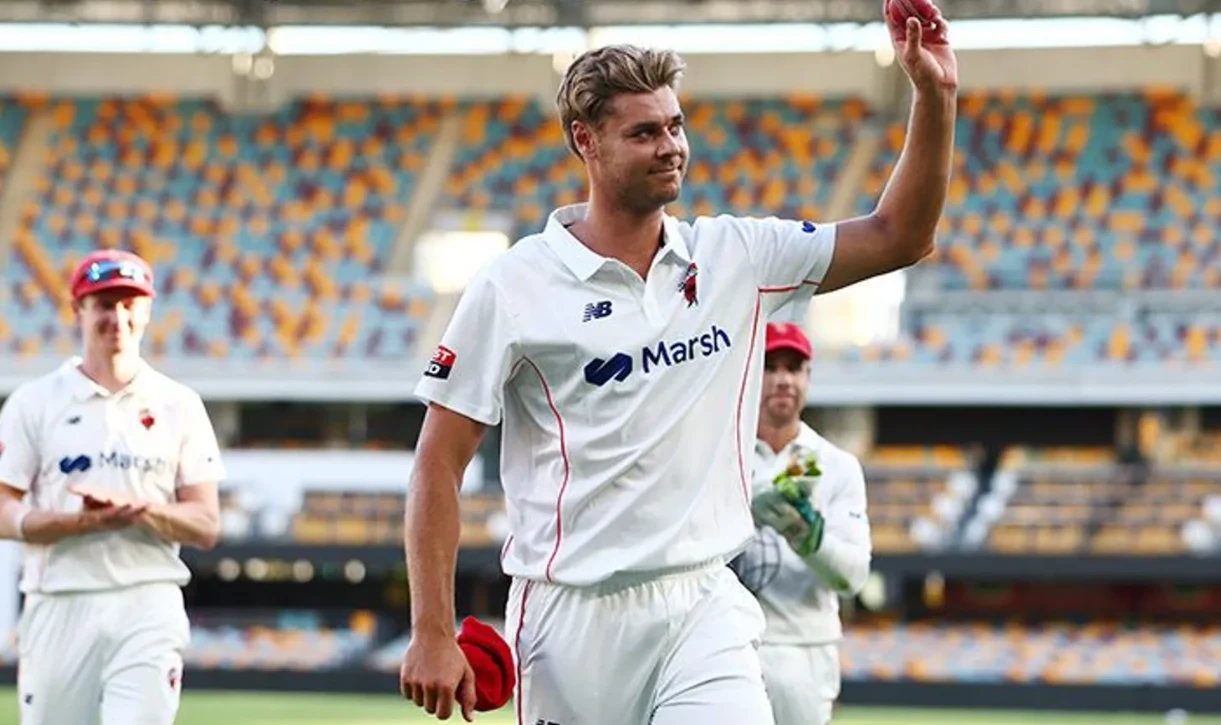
556, 44, 686, 157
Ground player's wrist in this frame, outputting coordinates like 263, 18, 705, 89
0, 501, 31, 540
411, 618, 458, 641
913, 85, 957, 114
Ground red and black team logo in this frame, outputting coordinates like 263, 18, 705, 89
167, 665, 181, 692
425, 345, 457, 380
139, 408, 156, 430
679, 262, 698, 307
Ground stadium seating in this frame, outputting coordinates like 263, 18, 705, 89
841, 620, 1221, 688
441, 95, 869, 241
832, 310, 1221, 367
288, 491, 505, 548
861, 90, 1221, 292
442, 97, 587, 241
186, 610, 376, 671
673, 96, 868, 224
1, 90, 1218, 368
963, 445, 1221, 555
4, 96, 438, 361
862, 445, 979, 553
0, 98, 26, 198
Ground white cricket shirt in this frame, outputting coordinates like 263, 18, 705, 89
735, 422, 872, 645
0, 357, 226, 594
414, 203, 836, 587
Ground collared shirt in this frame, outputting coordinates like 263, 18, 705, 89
0, 357, 226, 594
736, 423, 871, 645
415, 203, 837, 587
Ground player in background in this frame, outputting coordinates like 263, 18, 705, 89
400, 5, 956, 723
731, 322, 871, 725
0, 249, 225, 725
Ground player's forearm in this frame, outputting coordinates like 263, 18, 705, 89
2, 506, 89, 544
804, 530, 871, 596
405, 471, 463, 639
872, 89, 956, 260
138, 501, 220, 549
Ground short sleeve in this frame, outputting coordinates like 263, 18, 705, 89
178, 394, 226, 488
0, 387, 40, 492
732, 216, 837, 315
414, 272, 519, 426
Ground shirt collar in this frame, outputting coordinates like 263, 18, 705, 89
542, 203, 692, 282
756, 422, 822, 460
61, 356, 153, 401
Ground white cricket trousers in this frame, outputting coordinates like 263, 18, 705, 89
16, 581, 190, 725
758, 642, 841, 725
506, 560, 776, 725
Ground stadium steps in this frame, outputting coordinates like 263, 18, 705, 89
385, 110, 464, 275
0, 106, 48, 278
950, 448, 1000, 549
826, 123, 883, 220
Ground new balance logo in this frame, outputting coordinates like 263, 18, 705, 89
59, 455, 92, 474
584, 353, 632, 386
582, 300, 613, 322
67, 416, 81, 425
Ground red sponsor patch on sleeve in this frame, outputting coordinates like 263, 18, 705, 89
425, 345, 456, 379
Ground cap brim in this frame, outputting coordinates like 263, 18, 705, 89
765, 341, 811, 358
73, 279, 156, 300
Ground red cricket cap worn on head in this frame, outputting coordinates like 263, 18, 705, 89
69, 249, 156, 302
456, 616, 516, 712
765, 322, 813, 360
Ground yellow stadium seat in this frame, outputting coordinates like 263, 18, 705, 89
291, 516, 332, 544
1107, 325, 1131, 360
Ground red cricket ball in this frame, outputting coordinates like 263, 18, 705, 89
885, 0, 950, 46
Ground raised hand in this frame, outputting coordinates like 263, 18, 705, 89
885, 0, 959, 95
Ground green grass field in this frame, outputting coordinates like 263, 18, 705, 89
0, 689, 1215, 725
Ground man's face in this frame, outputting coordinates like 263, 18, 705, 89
576, 86, 689, 215
76, 290, 151, 356
761, 349, 810, 426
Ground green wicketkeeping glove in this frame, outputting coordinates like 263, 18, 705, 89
751, 477, 825, 557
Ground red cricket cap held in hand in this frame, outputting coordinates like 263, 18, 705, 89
456, 616, 515, 711
69, 249, 156, 302
765, 322, 813, 361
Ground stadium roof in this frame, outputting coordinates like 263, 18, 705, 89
1, 0, 1219, 27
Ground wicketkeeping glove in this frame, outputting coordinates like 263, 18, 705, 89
751, 476, 825, 558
